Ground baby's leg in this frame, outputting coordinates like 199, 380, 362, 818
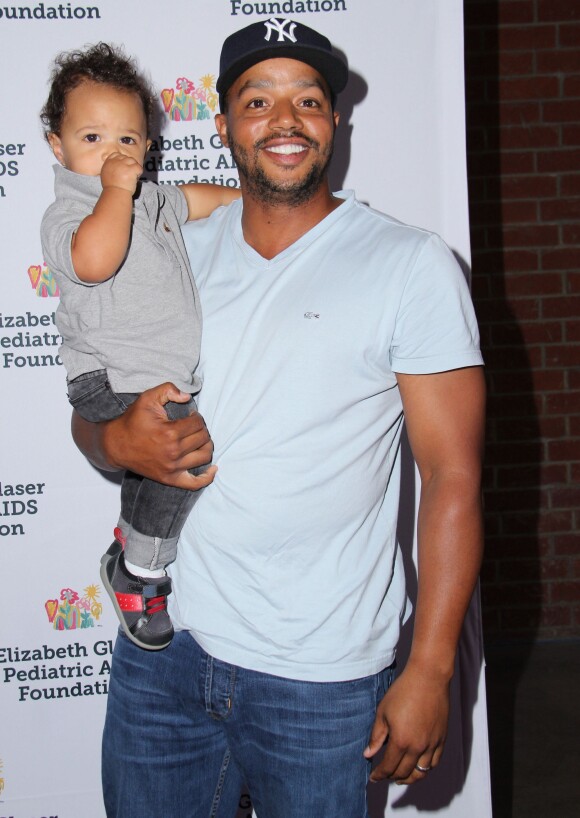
118, 396, 202, 569
102, 396, 203, 651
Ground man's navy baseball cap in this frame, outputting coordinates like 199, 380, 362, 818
217, 17, 348, 109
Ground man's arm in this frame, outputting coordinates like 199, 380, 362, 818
179, 183, 241, 221
364, 365, 485, 784
71, 382, 216, 490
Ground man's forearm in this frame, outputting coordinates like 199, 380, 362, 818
364, 470, 483, 784
407, 471, 484, 680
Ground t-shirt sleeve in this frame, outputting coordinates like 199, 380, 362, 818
390, 233, 484, 374
40, 202, 95, 286
162, 184, 189, 225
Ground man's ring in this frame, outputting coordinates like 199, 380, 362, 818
415, 763, 432, 773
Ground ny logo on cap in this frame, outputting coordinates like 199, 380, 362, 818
264, 17, 297, 43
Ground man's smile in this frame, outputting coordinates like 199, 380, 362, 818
265, 143, 308, 155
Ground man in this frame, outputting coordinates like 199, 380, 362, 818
74, 18, 485, 818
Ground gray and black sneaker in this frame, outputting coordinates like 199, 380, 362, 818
100, 540, 174, 650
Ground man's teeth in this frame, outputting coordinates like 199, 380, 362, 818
266, 144, 306, 155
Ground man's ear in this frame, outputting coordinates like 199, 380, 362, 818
214, 114, 229, 148
333, 111, 340, 129
47, 133, 65, 166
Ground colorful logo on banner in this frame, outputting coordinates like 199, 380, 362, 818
27, 263, 60, 298
161, 75, 218, 121
45, 584, 103, 631
0, 757, 4, 797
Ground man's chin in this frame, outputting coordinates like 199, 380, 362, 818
243, 164, 329, 207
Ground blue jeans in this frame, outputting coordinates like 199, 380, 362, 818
102, 631, 394, 818
68, 369, 202, 570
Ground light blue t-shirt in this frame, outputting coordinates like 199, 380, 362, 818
170, 192, 483, 682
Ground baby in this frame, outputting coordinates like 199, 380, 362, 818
40, 43, 239, 650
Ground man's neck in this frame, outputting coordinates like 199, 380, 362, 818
240, 183, 342, 260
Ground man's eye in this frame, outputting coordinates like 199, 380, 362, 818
84, 133, 99, 143
120, 136, 136, 145
248, 99, 267, 109
300, 98, 320, 108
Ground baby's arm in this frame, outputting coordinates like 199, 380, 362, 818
72, 153, 143, 283
179, 183, 241, 221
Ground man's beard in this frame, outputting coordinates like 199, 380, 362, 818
227, 130, 334, 207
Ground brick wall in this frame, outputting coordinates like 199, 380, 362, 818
465, 0, 580, 641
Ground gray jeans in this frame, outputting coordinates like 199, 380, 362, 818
68, 369, 203, 571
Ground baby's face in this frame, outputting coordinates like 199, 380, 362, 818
48, 80, 149, 176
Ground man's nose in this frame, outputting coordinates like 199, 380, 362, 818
269, 100, 302, 129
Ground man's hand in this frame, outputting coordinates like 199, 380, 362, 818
364, 661, 449, 784
100, 152, 143, 195
73, 382, 216, 491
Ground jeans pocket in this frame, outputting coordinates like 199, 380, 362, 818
67, 369, 128, 422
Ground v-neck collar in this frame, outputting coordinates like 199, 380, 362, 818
232, 191, 355, 269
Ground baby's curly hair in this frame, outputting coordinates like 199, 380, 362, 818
40, 42, 154, 139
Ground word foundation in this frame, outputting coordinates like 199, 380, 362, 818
230, 0, 347, 14
0, 3, 100, 19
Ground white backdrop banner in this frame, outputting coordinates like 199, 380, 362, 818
0, 1, 491, 816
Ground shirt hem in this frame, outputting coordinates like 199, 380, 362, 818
177, 629, 396, 682
391, 350, 484, 375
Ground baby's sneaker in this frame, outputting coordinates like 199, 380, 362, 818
100, 540, 174, 650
